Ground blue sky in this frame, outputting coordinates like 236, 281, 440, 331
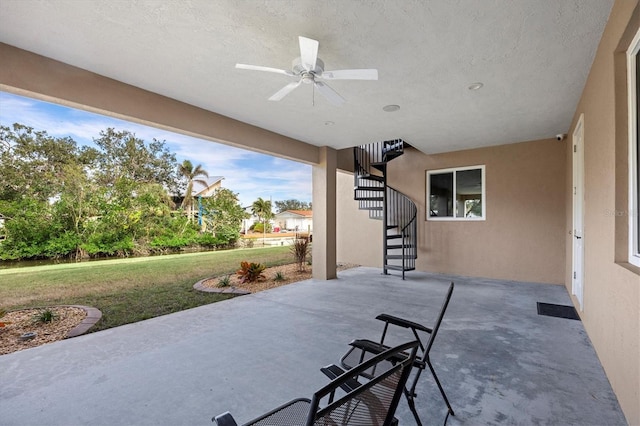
0, 91, 312, 208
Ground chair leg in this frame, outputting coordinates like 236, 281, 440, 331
427, 359, 455, 416
404, 387, 424, 426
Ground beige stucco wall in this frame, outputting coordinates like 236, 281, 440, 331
337, 139, 567, 284
564, 1, 640, 423
392, 141, 566, 284
336, 171, 383, 267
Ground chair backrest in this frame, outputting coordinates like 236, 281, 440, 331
307, 341, 419, 426
423, 282, 454, 356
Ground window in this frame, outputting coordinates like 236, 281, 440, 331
426, 165, 485, 220
628, 28, 640, 267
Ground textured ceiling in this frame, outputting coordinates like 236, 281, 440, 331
0, 0, 613, 154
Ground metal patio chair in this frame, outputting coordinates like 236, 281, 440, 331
213, 340, 419, 426
321, 282, 455, 426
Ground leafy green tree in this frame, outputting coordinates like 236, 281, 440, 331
200, 188, 248, 246
0, 124, 87, 202
178, 160, 209, 221
274, 199, 311, 213
91, 128, 178, 190
251, 197, 274, 245
0, 124, 93, 260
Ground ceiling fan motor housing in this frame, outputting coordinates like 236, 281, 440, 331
292, 57, 324, 77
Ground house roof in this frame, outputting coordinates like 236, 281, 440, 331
0, 1, 613, 155
277, 210, 313, 218
192, 176, 224, 196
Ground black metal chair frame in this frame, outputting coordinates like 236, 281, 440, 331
323, 282, 455, 426
213, 340, 419, 426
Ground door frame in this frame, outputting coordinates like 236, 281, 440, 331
572, 113, 585, 310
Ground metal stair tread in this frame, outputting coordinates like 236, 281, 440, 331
385, 254, 416, 259
355, 196, 384, 201
356, 174, 384, 182
355, 186, 384, 191
387, 244, 415, 249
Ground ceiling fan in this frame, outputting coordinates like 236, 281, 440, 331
235, 36, 378, 106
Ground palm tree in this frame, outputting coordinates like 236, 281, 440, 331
178, 160, 209, 221
251, 197, 274, 245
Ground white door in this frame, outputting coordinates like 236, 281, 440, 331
572, 114, 585, 310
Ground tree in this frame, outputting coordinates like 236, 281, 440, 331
200, 188, 248, 246
178, 160, 209, 221
0, 124, 88, 202
274, 199, 311, 213
251, 197, 274, 245
91, 128, 178, 190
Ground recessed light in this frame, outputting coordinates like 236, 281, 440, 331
383, 104, 400, 112
324, 121, 334, 126
468, 82, 484, 91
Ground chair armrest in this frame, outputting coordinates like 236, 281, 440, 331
349, 338, 388, 354
212, 412, 238, 426
320, 364, 361, 392
344, 339, 413, 368
244, 398, 311, 425
376, 314, 432, 333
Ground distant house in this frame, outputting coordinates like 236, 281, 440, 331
192, 176, 224, 198
172, 176, 223, 204
172, 176, 224, 221
275, 210, 312, 232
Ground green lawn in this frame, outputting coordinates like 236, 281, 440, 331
0, 246, 293, 332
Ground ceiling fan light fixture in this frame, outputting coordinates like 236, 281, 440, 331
383, 104, 400, 112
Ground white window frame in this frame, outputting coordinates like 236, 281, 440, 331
627, 28, 640, 267
426, 165, 486, 221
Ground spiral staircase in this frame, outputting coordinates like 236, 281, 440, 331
353, 139, 417, 279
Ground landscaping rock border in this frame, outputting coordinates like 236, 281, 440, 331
66, 305, 102, 338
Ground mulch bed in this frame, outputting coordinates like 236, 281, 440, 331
0, 307, 87, 356
199, 262, 358, 294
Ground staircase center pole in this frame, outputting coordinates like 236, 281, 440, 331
382, 163, 389, 276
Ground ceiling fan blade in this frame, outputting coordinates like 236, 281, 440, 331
321, 69, 379, 80
235, 64, 295, 76
299, 36, 319, 71
314, 81, 345, 106
269, 80, 302, 101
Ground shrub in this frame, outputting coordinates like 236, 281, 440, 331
274, 271, 285, 282
196, 233, 221, 248
150, 235, 194, 249
217, 275, 231, 287
32, 308, 58, 324
82, 233, 134, 257
236, 261, 266, 284
290, 238, 310, 272
252, 222, 272, 234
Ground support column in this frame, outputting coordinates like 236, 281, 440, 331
312, 146, 337, 280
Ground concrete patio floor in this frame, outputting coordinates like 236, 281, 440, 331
0, 267, 626, 425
